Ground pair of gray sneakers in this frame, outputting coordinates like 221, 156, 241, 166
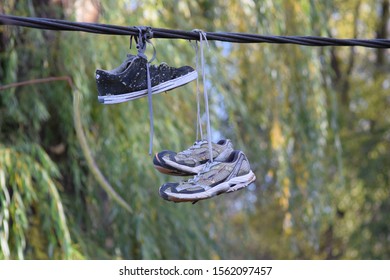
154, 140, 256, 203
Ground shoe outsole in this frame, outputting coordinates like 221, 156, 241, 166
98, 71, 198, 104
159, 171, 256, 203
154, 164, 188, 176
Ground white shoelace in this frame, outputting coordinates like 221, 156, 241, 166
193, 42, 203, 141
193, 30, 213, 163
187, 160, 220, 184
177, 140, 207, 156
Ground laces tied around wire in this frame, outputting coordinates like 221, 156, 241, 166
132, 26, 156, 155
192, 29, 213, 163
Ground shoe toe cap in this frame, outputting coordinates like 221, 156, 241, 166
154, 150, 177, 165
159, 182, 179, 200
177, 66, 195, 76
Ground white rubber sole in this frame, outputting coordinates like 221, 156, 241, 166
162, 171, 256, 203
162, 158, 205, 175
98, 71, 198, 104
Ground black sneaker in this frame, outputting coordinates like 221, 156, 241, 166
96, 54, 197, 104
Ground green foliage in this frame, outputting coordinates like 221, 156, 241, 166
0, 144, 71, 259
0, 0, 389, 260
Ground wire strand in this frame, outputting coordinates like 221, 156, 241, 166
1, 14, 389, 48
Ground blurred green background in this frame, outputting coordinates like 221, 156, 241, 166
0, 0, 389, 259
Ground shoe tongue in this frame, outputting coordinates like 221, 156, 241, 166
195, 139, 208, 146
178, 140, 207, 156
190, 140, 207, 150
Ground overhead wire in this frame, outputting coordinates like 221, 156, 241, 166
0, 14, 389, 48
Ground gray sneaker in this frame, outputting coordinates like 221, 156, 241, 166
159, 150, 256, 202
153, 139, 234, 176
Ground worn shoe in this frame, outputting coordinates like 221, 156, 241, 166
159, 150, 256, 202
96, 54, 197, 104
153, 139, 234, 176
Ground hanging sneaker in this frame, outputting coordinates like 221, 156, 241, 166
159, 150, 256, 203
96, 54, 197, 104
153, 139, 234, 176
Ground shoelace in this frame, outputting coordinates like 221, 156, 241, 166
187, 160, 220, 184
177, 140, 207, 155
135, 27, 156, 155
193, 30, 213, 163
193, 42, 203, 141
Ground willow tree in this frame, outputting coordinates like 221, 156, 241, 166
1, 0, 389, 260
1, 0, 224, 259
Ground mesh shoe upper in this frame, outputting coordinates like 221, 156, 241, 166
159, 150, 256, 202
153, 139, 234, 176
96, 55, 196, 97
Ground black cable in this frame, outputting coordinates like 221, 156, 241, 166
1, 14, 389, 48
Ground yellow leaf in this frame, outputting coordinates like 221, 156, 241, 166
271, 118, 284, 149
